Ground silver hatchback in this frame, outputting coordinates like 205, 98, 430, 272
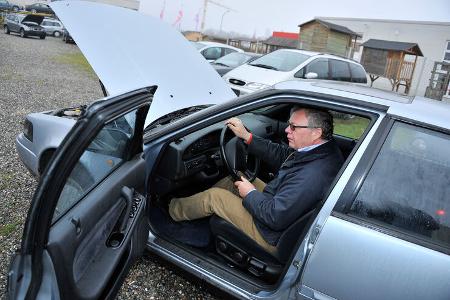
41, 18, 64, 37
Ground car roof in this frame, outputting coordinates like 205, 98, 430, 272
274, 80, 450, 130
197, 41, 240, 49
270, 48, 362, 65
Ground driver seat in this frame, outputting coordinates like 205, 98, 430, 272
209, 209, 315, 283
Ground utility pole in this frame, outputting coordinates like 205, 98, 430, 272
200, 0, 237, 33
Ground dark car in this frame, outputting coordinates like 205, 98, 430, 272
211, 52, 261, 76
62, 27, 73, 43
3, 13, 46, 39
0, 0, 21, 12
24, 2, 54, 14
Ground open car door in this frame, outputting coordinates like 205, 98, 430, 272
8, 87, 154, 300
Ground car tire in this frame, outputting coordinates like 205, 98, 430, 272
40, 35, 45, 39
4, 26, 10, 34
12, 6, 19, 12
53, 31, 61, 38
31, 9, 37, 13
20, 29, 26, 38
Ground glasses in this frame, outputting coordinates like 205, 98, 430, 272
287, 121, 319, 131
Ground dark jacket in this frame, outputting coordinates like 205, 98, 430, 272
243, 135, 344, 246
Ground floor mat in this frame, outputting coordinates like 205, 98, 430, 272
149, 206, 211, 247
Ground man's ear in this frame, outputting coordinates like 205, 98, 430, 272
313, 128, 323, 141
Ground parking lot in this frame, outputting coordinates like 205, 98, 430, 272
0, 32, 220, 299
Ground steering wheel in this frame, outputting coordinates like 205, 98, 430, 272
220, 125, 260, 182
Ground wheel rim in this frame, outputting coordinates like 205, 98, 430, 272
31, 9, 36, 13
20, 29, 24, 37
54, 31, 60, 37
4, 26, 7, 33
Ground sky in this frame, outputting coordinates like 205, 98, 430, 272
139, 0, 450, 38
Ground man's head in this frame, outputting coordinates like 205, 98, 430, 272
285, 107, 333, 150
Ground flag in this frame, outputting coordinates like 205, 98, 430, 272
172, 8, 184, 26
159, 0, 166, 20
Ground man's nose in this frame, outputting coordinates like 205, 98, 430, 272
285, 125, 291, 134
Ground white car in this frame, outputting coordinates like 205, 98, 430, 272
192, 41, 243, 62
9, 2, 450, 300
223, 49, 368, 96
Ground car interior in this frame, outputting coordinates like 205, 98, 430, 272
145, 102, 371, 287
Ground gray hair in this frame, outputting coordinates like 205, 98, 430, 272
291, 106, 333, 140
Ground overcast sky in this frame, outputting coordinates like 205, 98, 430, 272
139, 0, 450, 37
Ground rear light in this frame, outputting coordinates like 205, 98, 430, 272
23, 119, 33, 142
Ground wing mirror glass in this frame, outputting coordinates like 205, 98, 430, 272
305, 72, 318, 79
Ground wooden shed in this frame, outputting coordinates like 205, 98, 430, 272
361, 39, 423, 94
261, 32, 299, 53
297, 19, 361, 57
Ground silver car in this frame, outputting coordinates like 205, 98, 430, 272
9, 2, 450, 300
41, 18, 64, 37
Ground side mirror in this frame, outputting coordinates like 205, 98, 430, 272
305, 72, 318, 79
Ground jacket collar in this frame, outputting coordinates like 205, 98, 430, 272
282, 139, 340, 168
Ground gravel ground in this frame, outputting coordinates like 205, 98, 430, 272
0, 33, 220, 299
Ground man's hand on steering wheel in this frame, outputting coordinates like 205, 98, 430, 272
226, 117, 251, 143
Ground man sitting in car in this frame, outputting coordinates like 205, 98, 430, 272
169, 106, 344, 252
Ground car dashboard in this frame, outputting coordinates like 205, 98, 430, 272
153, 113, 280, 196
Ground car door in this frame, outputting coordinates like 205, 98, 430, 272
295, 117, 450, 300
8, 87, 154, 300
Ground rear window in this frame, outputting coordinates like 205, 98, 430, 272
349, 63, 368, 83
250, 50, 311, 72
330, 59, 351, 81
349, 122, 450, 248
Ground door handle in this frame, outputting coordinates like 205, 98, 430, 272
119, 186, 134, 232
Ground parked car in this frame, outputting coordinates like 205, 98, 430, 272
211, 51, 261, 76
0, 0, 21, 12
41, 17, 63, 37
61, 27, 73, 43
192, 41, 243, 62
3, 13, 46, 39
223, 49, 368, 96
24, 2, 54, 14
9, 2, 450, 300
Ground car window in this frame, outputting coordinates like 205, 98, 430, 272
349, 122, 450, 248
202, 47, 222, 60
52, 110, 137, 223
330, 59, 351, 81
349, 63, 368, 83
332, 112, 370, 139
223, 48, 236, 56
250, 50, 311, 72
306, 59, 329, 79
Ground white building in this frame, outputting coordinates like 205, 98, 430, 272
320, 17, 450, 100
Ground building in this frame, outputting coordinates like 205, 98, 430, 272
13, 0, 139, 10
262, 32, 299, 53
298, 19, 361, 58
319, 17, 450, 100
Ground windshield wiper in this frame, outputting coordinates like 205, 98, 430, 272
214, 62, 230, 67
249, 63, 278, 70
144, 105, 210, 133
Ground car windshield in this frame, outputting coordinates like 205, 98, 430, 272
249, 50, 311, 72
214, 52, 253, 68
192, 42, 206, 50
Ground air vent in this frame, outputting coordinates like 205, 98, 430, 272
229, 78, 246, 86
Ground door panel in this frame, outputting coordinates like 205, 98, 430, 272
298, 216, 450, 300
47, 158, 146, 299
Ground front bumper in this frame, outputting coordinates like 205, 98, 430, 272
15, 133, 38, 176
24, 29, 45, 37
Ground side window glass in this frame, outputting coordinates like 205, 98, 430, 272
202, 47, 222, 60
223, 48, 236, 56
330, 59, 351, 81
52, 110, 137, 222
306, 59, 329, 79
332, 112, 370, 139
349, 122, 450, 247
349, 63, 368, 83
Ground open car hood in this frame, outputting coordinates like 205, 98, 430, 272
22, 14, 44, 25
50, 1, 235, 125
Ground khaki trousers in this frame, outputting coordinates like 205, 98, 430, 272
169, 176, 277, 254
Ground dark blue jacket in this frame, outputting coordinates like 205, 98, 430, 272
243, 135, 344, 246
